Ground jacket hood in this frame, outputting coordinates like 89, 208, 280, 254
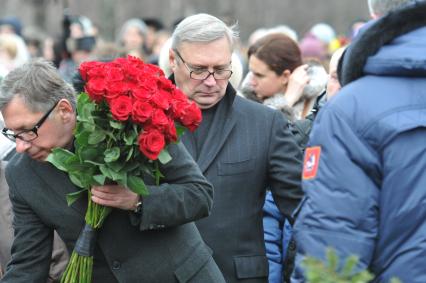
340, 0, 426, 86
364, 26, 426, 77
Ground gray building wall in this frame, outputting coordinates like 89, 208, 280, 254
1, 0, 370, 43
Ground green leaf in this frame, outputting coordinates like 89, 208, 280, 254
88, 131, 106, 144
120, 172, 128, 187
64, 156, 94, 172
108, 161, 126, 172
75, 129, 90, 147
100, 164, 124, 181
326, 247, 338, 271
82, 121, 96, 132
121, 160, 140, 173
175, 124, 186, 138
78, 146, 104, 163
77, 92, 90, 112
66, 188, 87, 206
92, 174, 106, 185
127, 175, 149, 195
124, 129, 138, 145
158, 149, 172, 164
85, 159, 105, 166
110, 120, 124, 129
104, 147, 120, 163
69, 172, 85, 188
341, 255, 358, 278
80, 101, 95, 123
46, 148, 76, 171
125, 146, 134, 161
99, 164, 113, 179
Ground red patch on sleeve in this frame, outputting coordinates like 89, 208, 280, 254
303, 146, 321, 180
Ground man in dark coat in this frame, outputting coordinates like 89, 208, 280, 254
169, 13, 304, 282
0, 58, 225, 282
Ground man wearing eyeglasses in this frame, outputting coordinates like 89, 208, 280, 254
0, 59, 226, 282
169, 14, 303, 283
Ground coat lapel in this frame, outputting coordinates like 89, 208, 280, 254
181, 131, 196, 160
196, 84, 237, 173
197, 109, 236, 173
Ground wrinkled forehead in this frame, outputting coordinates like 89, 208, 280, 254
177, 38, 233, 65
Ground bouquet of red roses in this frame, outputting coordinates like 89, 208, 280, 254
47, 56, 201, 283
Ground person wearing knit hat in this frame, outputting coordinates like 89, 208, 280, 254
0, 17, 22, 36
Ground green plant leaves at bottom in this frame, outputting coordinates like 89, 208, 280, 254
302, 248, 375, 283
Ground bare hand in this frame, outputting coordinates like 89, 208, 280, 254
285, 64, 310, 106
91, 184, 139, 211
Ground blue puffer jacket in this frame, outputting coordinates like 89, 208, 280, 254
292, 3, 426, 283
263, 191, 293, 283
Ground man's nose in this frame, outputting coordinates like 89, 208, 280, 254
15, 139, 31, 153
203, 73, 217, 86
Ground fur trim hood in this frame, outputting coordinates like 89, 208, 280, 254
341, 0, 426, 86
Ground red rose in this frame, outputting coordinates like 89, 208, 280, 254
136, 73, 157, 89
143, 64, 164, 77
132, 100, 153, 123
157, 77, 174, 91
109, 95, 133, 121
180, 102, 202, 132
79, 61, 104, 81
106, 66, 125, 82
151, 89, 171, 110
165, 118, 177, 143
171, 88, 190, 119
85, 78, 106, 103
132, 85, 154, 101
138, 129, 165, 160
105, 81, 129, 102
173, 88, 189, 101
171, 100, 187, 120
151, 109, 169, 130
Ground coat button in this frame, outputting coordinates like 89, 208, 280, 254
112, 260, 121, 270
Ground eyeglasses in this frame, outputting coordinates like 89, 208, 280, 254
174, 49, 233, 81
2, 101, 59, 142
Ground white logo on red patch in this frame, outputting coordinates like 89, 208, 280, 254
303, 146, 321, 180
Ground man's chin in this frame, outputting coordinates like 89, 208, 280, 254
29, 152, 49, 162
195, 97, 221, 109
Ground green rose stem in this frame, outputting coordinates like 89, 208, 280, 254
61, 191, 111, 283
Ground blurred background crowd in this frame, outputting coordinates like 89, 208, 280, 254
0, 0, 369, 84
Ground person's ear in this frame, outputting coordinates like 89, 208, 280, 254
169, 49, 177, 72
57, 99, 75, 123
281, 69, 291, 85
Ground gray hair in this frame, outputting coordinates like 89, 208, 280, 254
368, 0, 420, 16
0, 58, 76, 112
171, 13, 239, 51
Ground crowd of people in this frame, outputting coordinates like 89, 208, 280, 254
0, 0, 425, 282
